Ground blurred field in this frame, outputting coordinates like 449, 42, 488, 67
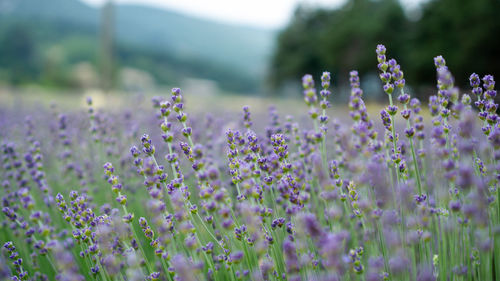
0, 86, 394, 119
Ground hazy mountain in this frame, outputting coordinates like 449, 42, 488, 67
114, 4, 275, 77
0, 0, 97, 26
0, 0, 276, 91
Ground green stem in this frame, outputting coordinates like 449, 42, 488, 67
121, 204, 154, 273
400, 89, 423, 194
387, 94, 402, 184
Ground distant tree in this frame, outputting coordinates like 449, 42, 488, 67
270, 0, 500, 100
269, 6, 328, 88
411, 0, 500, 89
270, 0, 408, 90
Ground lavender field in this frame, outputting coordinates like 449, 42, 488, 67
1, 45, 499, 281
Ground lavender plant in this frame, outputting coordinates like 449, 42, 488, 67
1, 44, 499, 281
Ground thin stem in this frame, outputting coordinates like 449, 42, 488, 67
388, 94, 402, 184
120, 203, 154, 273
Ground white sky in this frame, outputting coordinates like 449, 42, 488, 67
82, 0, 424, 29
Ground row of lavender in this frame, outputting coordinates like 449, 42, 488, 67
1, 45, 499, 281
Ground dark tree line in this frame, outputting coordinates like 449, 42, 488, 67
270, 0, 500, 100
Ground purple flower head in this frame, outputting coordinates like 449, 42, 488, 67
283, 238, 299, 273
300, 213, 323, 239
350, 70, 361, 88
376, 44, 386, 57
122, 213, 134, 223
414, 194, 427, 204
449, 200, 461, 212
242, 106, 252, 128
103, 162, 115, 176
410, 97, 421, 110
482, 74, 495, 91
270, 134, 288, 161
478, 111, 487, 121
148, 272, 160, 280
321, 71, 331, 89
470, 73, 481, 88
160, 101, 171, 117
484, 101, 498, 113
484, 90, 497, 100
181, 127, 192, 137
222, 218, 233, 229
383, 83, 394, 95
387, 105, 398, 116
171, 87, 181, 96
395, 78, 405, 89
428, 95, 440, 116
141, 134, 155, 155
272, 218, 285, 229
434, 55, 446, 68
405, 127, 415, 138
437, 66, 454, 92
116, 195, 127, 205
91, 265, 100, 275
202, 242, 214, 254
380, 109, 392, 129
320, 90, 331, 99
130, 146, 141, 158
379, 72, 391, 83
461, 94, 472, 106
401, 109, 411, 120
486, 113, 498, 125
398, 94, 410, 104
472, 86, 483, 97
4, 241, 15, 252
302, 74, 314, 89
229, 251, 244, 264
173, 103, 184, 113
304, 89, 318, 106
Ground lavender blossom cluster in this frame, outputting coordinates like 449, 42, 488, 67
1, 44, 499, 281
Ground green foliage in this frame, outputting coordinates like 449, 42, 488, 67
411, 0, 500, 88
0, 23, 40, 84
271, 0, 407, 88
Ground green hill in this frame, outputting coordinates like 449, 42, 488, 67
0, 0, 276, 92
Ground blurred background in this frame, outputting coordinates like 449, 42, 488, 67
0, 0, 499, 103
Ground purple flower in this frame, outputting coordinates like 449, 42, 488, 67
229, 251, 244, 264
434, 55, 446, 68
300, 213, 323, 239
376, 44, 386, 57
482, 74, 495, 90
283, 238, 299, 273
321, 71, 331, 89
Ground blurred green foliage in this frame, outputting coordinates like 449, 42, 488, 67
0, 23, 40, 84
270, 0, 500, 100
0, 0, 273, 92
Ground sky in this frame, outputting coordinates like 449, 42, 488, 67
82, 0, 425, 29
